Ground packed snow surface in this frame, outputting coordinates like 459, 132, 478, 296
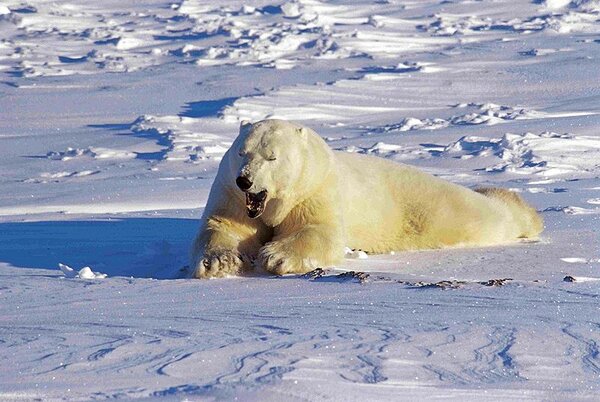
1, 0, 600, 400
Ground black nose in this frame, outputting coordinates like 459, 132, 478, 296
236, 176, 252, 191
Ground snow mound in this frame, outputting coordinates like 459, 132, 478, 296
444, 132, 600, 177
23, 170, 100, 184
571, 0, 600, 12
421, 4, 600, 35
561, 257, 600, 263
344, 247, 368, 259
130, 115, 232, 162
46, 147, 136, 160
563, 275, 600, 282
419, 15, 499, 36
545, 0, 600, 11
339, 142, 405, 159
562, 206, 600, 215
377, 103, 544, 133
540, 0, 600, 33
59, 263, 107, 279
378, 117, 448, 132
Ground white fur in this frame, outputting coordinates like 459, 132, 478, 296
191, 119, 543, 278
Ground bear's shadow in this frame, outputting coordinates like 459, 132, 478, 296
0, 218, 198, 279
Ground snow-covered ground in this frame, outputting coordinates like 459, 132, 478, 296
1, 0, 600, 400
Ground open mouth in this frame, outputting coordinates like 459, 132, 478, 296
245, 190, 267, 219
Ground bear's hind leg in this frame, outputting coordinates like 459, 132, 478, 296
474, 187, 543, 239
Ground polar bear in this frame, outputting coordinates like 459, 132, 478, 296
190, 119, 543, 278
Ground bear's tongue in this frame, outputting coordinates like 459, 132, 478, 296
245, 190, 267, 219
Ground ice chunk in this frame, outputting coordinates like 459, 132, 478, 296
59, 263, 107, 279
344, 247, 368, 259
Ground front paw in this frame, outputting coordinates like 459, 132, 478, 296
257, 242, 313, 275
194, 250, 245, 278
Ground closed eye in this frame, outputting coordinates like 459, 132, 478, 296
267, 156, 277, 161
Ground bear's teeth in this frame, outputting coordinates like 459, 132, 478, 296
245, 190, 267, 219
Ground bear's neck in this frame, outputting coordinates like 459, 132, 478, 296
259, 196, 296, 228
260, 167, 337, 228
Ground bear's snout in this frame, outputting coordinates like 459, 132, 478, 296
236, 176, 253, 191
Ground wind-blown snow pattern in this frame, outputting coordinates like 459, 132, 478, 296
1, 0, 600, 400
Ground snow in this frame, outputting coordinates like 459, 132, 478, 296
1, 0, 600, 400
344, 247, 369, 259
59, 263, 107, 279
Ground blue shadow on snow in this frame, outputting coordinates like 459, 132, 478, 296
0, 218, 199, 279
179, 97, 238, 118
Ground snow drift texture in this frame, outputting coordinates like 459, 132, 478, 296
1, 0, 600, 400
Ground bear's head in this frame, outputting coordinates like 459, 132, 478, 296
223, 119, 334, 226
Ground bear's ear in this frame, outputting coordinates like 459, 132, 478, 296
239, 120, 252, 134
297, 127, 309, 140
